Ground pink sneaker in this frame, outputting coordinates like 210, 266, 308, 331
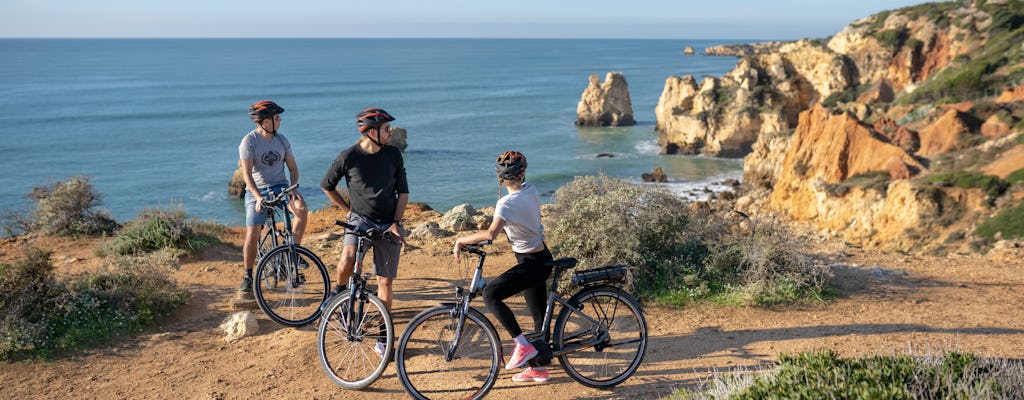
372, 341, 386, 358
512, 367, 549, 383
504, 342, 538, 369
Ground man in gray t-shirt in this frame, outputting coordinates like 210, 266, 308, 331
237, 100, 308, 299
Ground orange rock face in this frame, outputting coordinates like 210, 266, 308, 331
779, 105, 923, 185
769, 105, 925, 222
981, 114, 1010, 138
916, 109, 976, 156
997, 85, 1024, 103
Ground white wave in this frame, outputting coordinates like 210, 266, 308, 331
629, 170, 744, 202
634, 139, 661, 155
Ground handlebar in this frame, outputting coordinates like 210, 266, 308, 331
460, 240, 492, 255
262, 184, 300, 207
335, 219, 392, 240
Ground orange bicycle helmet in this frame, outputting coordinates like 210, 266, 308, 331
356, 108, 396, 133
248, 100, 284, 122
495, 150, 528, 181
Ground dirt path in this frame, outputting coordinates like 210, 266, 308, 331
3, 210, 1024, 399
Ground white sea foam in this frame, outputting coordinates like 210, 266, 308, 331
630, 169, 745, 202
634, 139, 661, 155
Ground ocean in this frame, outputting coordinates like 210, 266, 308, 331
0, 39, 745, 225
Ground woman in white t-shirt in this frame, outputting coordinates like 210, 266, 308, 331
453, 150, 553, 383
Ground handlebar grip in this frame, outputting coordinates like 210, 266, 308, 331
283, 183, 299, 194
335, 220, 355, 230
476, 240, 492, 246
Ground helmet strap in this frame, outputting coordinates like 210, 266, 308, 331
259, 118, 278, 135
365, 128, 384, 148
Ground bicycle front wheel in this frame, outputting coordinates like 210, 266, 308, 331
253, 245, 330, 327
317, 291, 394, 390
554, 286, 648, 388
396, 306, 501, 400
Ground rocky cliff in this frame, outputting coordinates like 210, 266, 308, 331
655, 1, 1015, 157
666, 0, 1024, 254
576, 72, 636, 127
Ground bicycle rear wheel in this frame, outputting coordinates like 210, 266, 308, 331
554, 286, 647, 388
396, 306, 501, 400
253, 245, 329, 327
317, 291, 394, 390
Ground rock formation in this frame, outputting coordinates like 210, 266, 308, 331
703, 41, 783, 57
229, 166, 246, 198
683, 46, 695, 55
576, 72, 636, 127
641, 167, 668, 182
655, 39, 852, 156
389, 126, 409, 151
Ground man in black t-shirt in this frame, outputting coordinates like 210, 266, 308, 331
321, 107, 408, 357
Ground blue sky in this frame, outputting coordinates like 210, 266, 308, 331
1, 0, 934, 39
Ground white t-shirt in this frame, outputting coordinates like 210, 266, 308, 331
494, 183, 544, 253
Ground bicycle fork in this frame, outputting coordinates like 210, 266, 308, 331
444, 297, 473, 362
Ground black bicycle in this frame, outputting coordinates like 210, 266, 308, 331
316, 219, 397, 390
251, 184, 331, 327
395, 241, 648, 399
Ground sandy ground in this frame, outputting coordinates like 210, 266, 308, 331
2, 206, 1023, 399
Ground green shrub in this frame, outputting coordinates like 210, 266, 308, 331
0, 248, 188, 360
923, 171, 1010, 198
675, 350, 1024, 399
824, 171, 892, 197
99, 206, 221, 256
714, 86, 733, 105
3, 176, 117, 237
975, 201, 1024, 240
873, 28, 908, 48
547, 174, 691, 288
0, 248, 59, 359
547, 175, 831, 306
1008, 168, 1024, 185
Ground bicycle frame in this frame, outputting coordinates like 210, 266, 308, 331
333, 219, 389, 342
449, 245, 612, 361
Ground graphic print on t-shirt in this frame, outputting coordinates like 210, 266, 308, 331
262, 151, 280, 166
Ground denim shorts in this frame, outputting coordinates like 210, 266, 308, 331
244, 184, 288, 227
343, 212, 402, 278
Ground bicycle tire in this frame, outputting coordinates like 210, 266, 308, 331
253, 245, 329, 327
553, 285, 647, 388
396, 305, 501, 400
317, 291, 394, 390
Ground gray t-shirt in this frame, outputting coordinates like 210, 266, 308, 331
494, 183, 544, 253
239, 129, 293, 188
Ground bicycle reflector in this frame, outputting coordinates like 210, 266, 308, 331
571, 265, 627, 286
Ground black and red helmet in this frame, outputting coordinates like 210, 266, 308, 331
356, 108, 396, 133
248, 100, 284, 121
495, 150, 528, 181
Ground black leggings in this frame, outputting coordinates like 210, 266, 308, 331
483, 247, 553, 338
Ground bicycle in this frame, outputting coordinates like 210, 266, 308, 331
251, 184, 331, 327
395, 241, 648, 399
316, 219, 397, 390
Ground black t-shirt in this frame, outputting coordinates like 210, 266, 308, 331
321, 144, 409, 223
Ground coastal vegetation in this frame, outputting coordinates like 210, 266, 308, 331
2, 175, 117, 237
922, 171, 1009, 198
0, 177, 220, 360
672, 350, 1024, 399
547, 175, 832, 307
974, 201, 1024, 240
96, 207, 223, 256
0, 247, 188, 360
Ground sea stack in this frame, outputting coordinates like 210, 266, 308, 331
575, 72, 636, 127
